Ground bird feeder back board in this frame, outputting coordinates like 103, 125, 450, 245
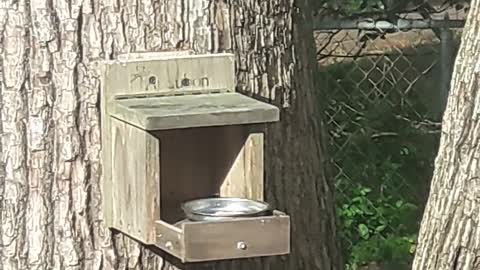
100, 52, 290, 262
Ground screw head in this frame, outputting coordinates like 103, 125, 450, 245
237, 241, 247, 250
181, 77, 190, 87
148, 76, 157, 85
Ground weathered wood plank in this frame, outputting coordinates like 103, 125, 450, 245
155, 212, 290, 263
116, 51, 191, 62
181, 212, 290, 262
111, 93, 279, 130
101, 53, 165, 243
110, 117, 160, 244
104, 53, 235, 96
155, 220, 184, 259
221, 133, 264, 200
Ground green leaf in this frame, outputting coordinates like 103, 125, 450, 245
375, 224, 387, 232
360, 187, 372, 195
352, 196, 363, 203
351, 205, 363, 215
395, 200, 404, 208
358, 224, 370, 239
342, 208, 353, 217
409, 244, 417, 254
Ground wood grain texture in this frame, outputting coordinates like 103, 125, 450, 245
1, 4, 29, 269
0, 0, 341, 269
155, 212, 290, 263
412, 1, 480, 269
109, 117, 160, 244
101, 52, 206, 233
111, 93, 279, 131
221, 133, 264, 200
155, 221, 184, 259
182, 213, 290, 262
104, 53, 235, 96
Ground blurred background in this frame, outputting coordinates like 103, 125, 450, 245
313, 1, 468, 269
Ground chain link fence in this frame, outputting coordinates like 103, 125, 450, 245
315, 8, 466, 269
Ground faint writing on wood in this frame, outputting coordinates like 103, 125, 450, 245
130, 65, 148, 91
174, 75, 209, 89
130, 65, 211, 91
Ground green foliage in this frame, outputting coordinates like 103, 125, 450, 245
338, 184, 418, 269
338, 186, 418, 241
317, 50, 442, 269
348, 235, 416, 270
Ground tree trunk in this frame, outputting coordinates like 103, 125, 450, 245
0, 0, 341, 269
412, 1, 480, 269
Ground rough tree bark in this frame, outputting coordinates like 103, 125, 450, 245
0, 0, 341, 270
412, 0, 480, 269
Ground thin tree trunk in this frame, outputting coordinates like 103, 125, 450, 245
0, 0, 341, 269
412, 1, 480, 269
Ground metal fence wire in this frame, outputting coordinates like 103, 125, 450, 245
314, 12, 465, 269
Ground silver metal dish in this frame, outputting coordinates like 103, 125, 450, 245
181, 197, 272, 221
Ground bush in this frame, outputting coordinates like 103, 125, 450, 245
338, 184, 418, 269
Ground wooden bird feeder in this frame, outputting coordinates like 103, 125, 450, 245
100, 52, 290, 263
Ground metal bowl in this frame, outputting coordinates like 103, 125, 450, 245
181, 197, 272, 221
